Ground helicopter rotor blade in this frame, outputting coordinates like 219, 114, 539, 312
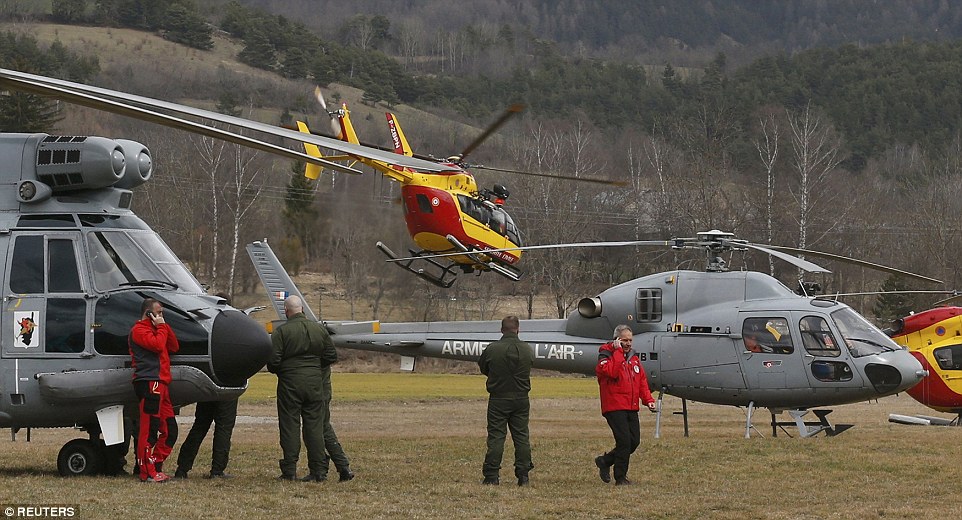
0, 71, 363, 175
735, 242, 831, 274
932, 292, 962, 306
762, 244, 943, 285
385, 240, 672, 263
467, 164, 627, 187
456, 103, 524, 162
0, 68, 456, 174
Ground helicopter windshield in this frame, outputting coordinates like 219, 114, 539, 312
87, 230, 203, 293
456, 195, 522, 246
831, 307, 902, 358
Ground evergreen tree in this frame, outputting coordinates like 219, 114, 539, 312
163, 3, 213, 50
237, 29, 276, 71
52, 0, 88, 23
874, 275, 916, 324
282, 161, 319, 261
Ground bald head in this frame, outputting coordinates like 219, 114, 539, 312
501, 315, 520, 335
284, 295, 303, 317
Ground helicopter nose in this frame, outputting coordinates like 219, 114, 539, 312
863, 352, 925, 395
210, 310, 272, 387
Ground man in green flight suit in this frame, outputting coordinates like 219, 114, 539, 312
478, 315, 535, 486
267, 295, 338, 482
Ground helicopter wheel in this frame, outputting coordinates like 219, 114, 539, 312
57, 439, 105, 477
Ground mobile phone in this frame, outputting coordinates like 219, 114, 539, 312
146, 311, 154, 318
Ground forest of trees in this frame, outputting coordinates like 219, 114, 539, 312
2, 2, 962, 325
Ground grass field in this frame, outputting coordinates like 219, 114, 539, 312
2, 373, 961, 519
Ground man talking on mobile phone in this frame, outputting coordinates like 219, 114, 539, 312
129, 298, 180, 483
594, 324, 656, 486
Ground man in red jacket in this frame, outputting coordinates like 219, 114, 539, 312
595, 324, 656, 486
129, 298, 180, 483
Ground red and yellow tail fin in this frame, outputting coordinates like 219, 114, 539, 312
385, 113, 413, 156
335, 104, 360, 144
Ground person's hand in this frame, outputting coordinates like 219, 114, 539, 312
151, 313, 165, 326
647, 402, 657, 412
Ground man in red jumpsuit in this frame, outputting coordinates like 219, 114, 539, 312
594, 324, 656, 486
129, 298, 180, 483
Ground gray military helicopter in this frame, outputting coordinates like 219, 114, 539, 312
0, 66, 471, 477
249, 231, 937, 438
0, 131, 274, 476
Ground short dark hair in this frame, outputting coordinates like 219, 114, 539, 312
141, 298, 159, 316
501, 315, 520, 334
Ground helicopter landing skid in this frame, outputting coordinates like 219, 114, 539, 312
444, 235, 523, 282
377, 241, 457, 288
769, 409, 854, 438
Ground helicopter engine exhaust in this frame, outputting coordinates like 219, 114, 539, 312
114, 139, 152, 189
578, 297, 603, 318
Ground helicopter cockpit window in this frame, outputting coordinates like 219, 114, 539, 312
87, 231, 203, 293
17, 214, 78, 228
741, 317, 794, 354
503, 213, 522, 246
799, 316, 841, 357
45, 298, 86, 353
933, 346, 962, 370
10, 235, 44, 294
79, 214, 150, 230
830, 307, 901, 358
457, 194, 495, 228
49, 239, 82, 293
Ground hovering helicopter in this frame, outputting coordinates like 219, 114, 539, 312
296, 88, 624, 288
886, 307, 962, 426
250, 230, 938, 438
0, 131, 273, 476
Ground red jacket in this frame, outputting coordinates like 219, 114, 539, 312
129, 319, 180, 384
596, 341, 654, 414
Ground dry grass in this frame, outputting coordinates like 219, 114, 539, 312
1, 374, 960, 519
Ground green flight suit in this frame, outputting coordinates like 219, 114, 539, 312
320, 365, 351, 474
478, 332, 534, 480
267, 313, 337, 477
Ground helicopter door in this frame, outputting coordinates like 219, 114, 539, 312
2, 232, 89, 359
737, 316, 811, 390
657, 334, 747, 391
794, 314, 863, 388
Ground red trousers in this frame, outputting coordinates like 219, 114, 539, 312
134, 380, 177, 480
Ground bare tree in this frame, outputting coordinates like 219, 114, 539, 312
755, 111, 780, 275
787, 102, 843, 252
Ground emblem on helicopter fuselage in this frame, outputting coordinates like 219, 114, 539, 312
762, 360, 783, 368
14, 311, 39, 348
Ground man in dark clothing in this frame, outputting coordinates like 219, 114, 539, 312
129, 298, 180, 483
173, 399, 238, 479
267, 295, 338, 482
478, 316, 534, 486
320, 367, 354, 482
175, 293, 239, 480
595, 324, 656, 486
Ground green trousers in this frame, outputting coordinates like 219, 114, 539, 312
276, 373, 328, 476
320, 399, 351, 473
482, 397, 532, 479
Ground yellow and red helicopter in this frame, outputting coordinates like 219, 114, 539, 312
888, 307, 962, 424
297, 88, 622, 288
